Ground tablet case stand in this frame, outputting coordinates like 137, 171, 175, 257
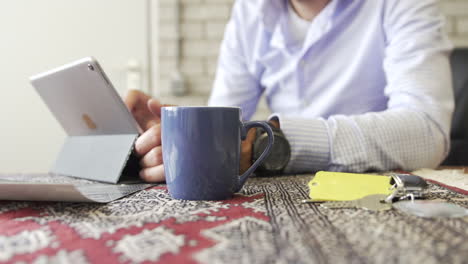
51, 134, 141, 184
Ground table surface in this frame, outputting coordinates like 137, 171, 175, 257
0, 174, 467, 264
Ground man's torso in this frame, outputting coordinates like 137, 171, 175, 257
239, 0, 390, 118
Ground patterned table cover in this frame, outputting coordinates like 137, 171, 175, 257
1, 175, 467, 264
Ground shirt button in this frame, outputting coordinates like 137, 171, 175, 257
300, 60, 306, 67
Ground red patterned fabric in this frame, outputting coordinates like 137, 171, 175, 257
0, 187, 268, 263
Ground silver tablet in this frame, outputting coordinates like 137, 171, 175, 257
30, 57, 141, 136
0, 59, 148, 202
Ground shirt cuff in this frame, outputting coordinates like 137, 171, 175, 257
268, 114, 330, 174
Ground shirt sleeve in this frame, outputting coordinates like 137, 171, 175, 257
207, 1, 262, 121
272, 0, 454, 173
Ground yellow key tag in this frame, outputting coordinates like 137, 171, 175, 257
308, 171, 393, 201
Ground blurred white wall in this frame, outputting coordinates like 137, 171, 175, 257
0, 0, 155, 172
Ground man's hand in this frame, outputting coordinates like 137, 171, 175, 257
239, 120, 279, 174
124, 89, 278, 181
240, 128, 257, 174
124, 90, 166, 182
124, 90, 162, 131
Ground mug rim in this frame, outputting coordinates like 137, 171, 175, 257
162, 106, 241, 110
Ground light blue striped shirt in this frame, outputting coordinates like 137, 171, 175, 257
208, 0, 454, 173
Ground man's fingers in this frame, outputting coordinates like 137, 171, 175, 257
148, 99, 176, 117
139, 165, 165, 182
124, 90, 148, 110
123, 90, 138, 110
241, 127, 257, 153
145, 119, 159, 130
240, 128, 257, 174
124, 90, 158, 131
140, 146, 163, 168
246, 127, 257, 142
135, 124, 161, 156
147, 99, 163, 118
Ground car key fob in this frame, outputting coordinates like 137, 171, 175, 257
387, 174, 428, 202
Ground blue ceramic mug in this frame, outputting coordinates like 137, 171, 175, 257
161, 106, 274, 200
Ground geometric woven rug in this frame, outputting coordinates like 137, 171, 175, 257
1, 175, 467, 263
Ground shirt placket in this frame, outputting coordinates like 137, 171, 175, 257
296, 15, 333, 111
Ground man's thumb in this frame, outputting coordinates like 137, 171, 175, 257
147, 99, 163, 117
148, 99, 176, 118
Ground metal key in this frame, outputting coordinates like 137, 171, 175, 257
321, 194, 392, 211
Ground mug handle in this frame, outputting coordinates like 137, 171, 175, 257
236, 121, 274, 192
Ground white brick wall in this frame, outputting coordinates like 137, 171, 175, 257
157, 0, 468, 118
157, 0, 234, 101
441, 0, 468, 46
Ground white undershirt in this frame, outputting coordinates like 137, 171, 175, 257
287, 1, 312, 45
